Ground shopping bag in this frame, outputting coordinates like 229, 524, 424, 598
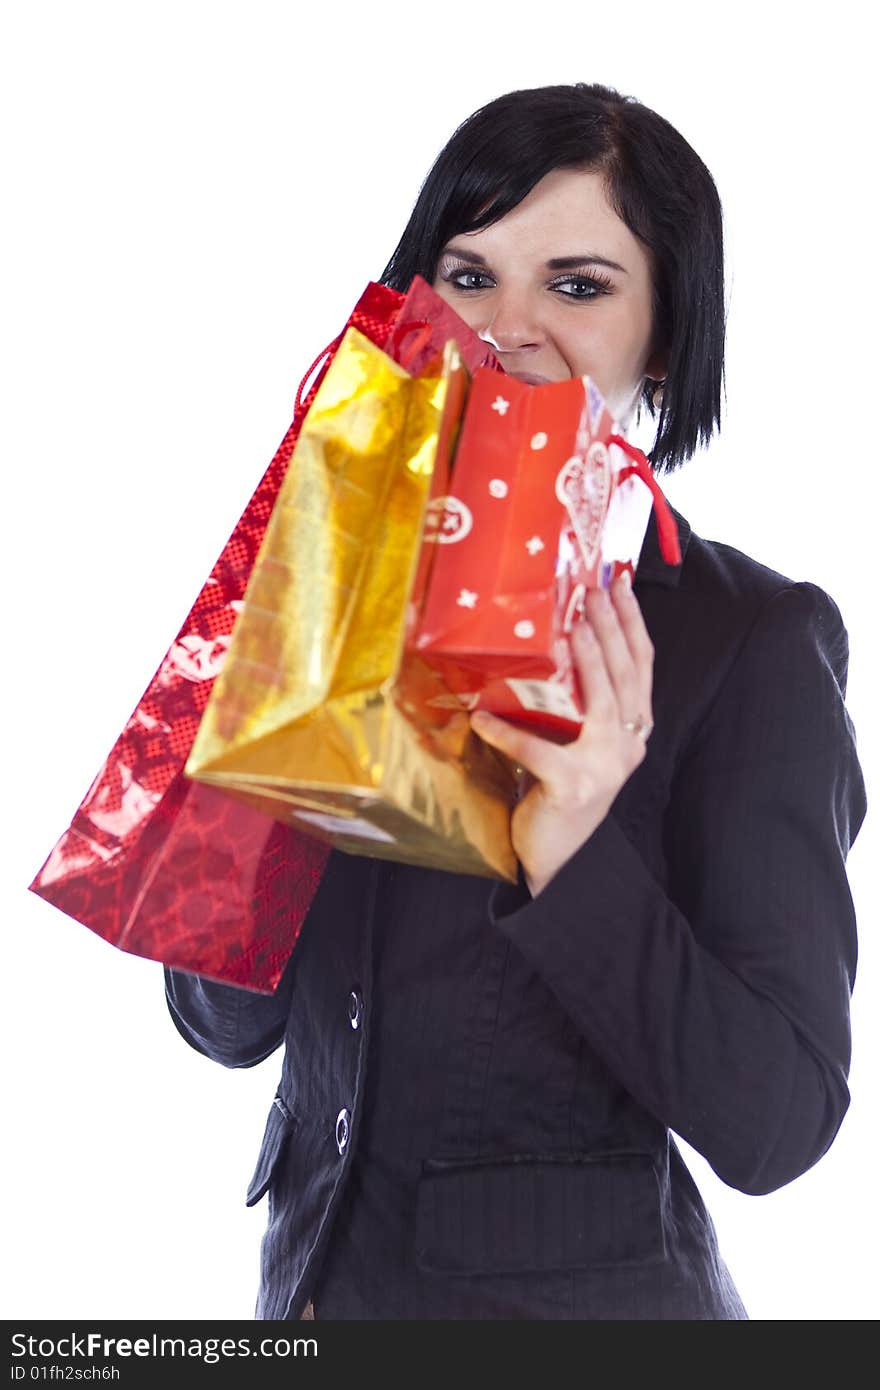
29, 280, 503, 990
411, 370, 682, 739
185, 327, 518, 881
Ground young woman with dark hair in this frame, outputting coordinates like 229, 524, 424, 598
164, 83, 866, 1320
382, 82, 724, 475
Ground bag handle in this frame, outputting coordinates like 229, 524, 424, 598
293, 333, 343, 416
292, 318, 432, 418
608, 434, 682, 567
392, 318, 434, 371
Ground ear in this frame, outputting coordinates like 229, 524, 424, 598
643, 344, 669, 384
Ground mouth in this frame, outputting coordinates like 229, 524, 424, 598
506, 371, 553, 386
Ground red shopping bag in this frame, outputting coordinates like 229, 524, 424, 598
29, 279, 500, 993
411, 371, 681, 740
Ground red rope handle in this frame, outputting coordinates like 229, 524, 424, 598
293, 334, 343, 416
292, 317, 432, 420
607, 434, 681, 567
393, 319, 434, 372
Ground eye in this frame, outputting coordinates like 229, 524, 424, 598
441, 268, 495, 292
550, 273, 614, 300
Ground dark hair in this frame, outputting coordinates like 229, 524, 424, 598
380, 83, 725, 474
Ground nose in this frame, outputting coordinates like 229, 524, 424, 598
476, 287, 545, 356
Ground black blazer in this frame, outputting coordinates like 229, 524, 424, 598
164, 505, 867, 1319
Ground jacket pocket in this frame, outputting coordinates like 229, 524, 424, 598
415, 1153, 666, 1275
245, 1093, 295, 1207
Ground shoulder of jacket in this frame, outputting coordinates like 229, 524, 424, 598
681, 527, 844, 625
675, 529, 850, 702
682, 527, 797, 599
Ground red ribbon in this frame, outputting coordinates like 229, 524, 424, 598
292, 318, 433, 419
393, 318, 434, 372
608, 434, 682, 567
293, 334, 343, 416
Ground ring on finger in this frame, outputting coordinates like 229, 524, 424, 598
621, 714, 653, 740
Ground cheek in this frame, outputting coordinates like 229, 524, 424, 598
554, 320, 648, 420
560, 312, 649, 386
556, 321, 607, 381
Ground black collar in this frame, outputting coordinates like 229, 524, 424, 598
634, 502, 690, 589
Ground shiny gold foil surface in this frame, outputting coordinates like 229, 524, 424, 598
186, 328, 517, 881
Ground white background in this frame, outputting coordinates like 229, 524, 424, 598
3, 0, 877, 1322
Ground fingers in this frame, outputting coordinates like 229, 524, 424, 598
469, 709, 562, 784
469, 574, 655, 797
573, 575, 653, 733
607, 572, 655, 669
570, 619, 617, 722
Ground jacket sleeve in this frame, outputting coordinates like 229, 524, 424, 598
489, 581, 867, 1196
164, 960, 295, 1069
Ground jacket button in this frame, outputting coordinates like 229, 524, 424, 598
348, 989, 363, 1030
335, 1108, 351, 1155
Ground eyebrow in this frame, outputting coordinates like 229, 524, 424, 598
439, 246, 629, 275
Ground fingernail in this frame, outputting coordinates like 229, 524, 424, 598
471, 710, 493, 724
618, 569, 632, 591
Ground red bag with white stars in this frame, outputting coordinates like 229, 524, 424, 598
28, 278, 500, 992
411, 369, 681, 740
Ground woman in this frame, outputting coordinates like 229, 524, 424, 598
164, 83, 867, 1320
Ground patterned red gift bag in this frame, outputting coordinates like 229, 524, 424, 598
411, 371, 681, 740
29, 278, 500, 993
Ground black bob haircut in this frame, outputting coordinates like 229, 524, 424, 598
380, 83, 725, 475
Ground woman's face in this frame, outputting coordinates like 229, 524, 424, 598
431, 167, 666, 426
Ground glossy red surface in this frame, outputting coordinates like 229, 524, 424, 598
30, 279, 501, 991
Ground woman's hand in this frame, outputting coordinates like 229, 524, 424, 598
470, 571, 655, 898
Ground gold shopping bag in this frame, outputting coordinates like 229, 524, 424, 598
185, 327, 517, 880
